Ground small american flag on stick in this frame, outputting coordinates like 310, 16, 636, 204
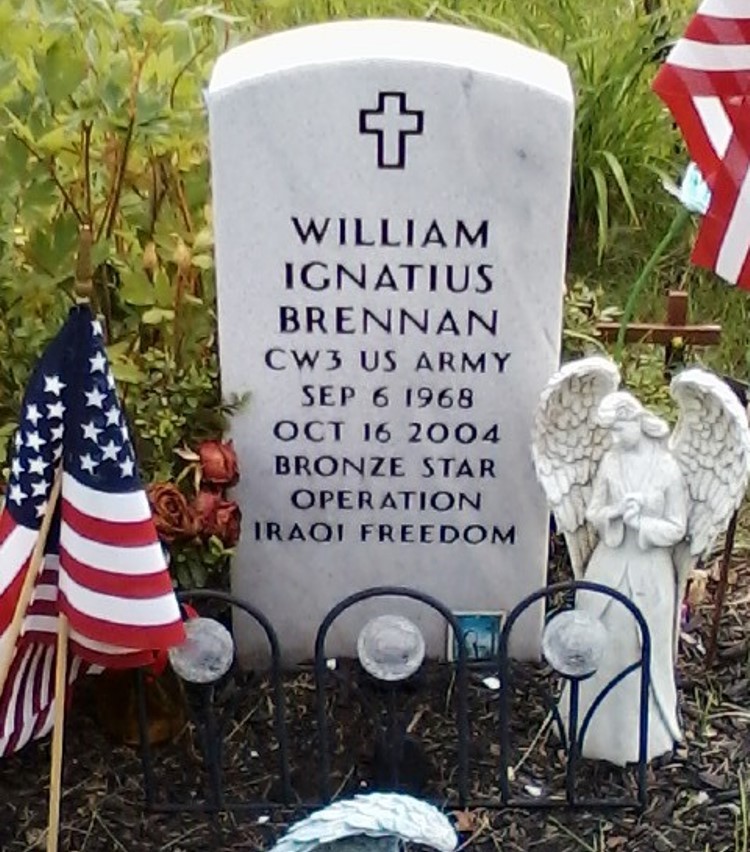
0, 304, 185, 757
653, 0, 750, 288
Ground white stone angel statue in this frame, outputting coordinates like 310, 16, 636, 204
532, 356, 750, 766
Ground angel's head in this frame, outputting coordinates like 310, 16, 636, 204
597, 391, 669, 450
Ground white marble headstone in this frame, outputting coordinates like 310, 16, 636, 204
207, 20, 573, 664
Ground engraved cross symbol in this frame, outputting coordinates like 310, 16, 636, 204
359, 91, 424, 170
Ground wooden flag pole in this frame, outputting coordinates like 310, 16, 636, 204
0, 469, 62, 696
45, 226, 94, 852
46, 613, 69, 852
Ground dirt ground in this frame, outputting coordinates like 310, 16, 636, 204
1, 550, 749, 852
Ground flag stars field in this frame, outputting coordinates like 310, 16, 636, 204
47, 401, 65, 419
5, 364, 64, 528
79, 454, 98, 474
43, 375, 65, 396
81, 421, 102, 442
89, 352, 107, 373
28, 458, 48, 476
119, 458, 135, 478
74, 353, 137, 481
100, 441, 119, 462
8, 485, 26, 506
85, 387, 106, 408
25, 432, 46, 453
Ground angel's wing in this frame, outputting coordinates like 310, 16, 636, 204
532, 356, 621, 578
669, 368, 750, 621
269, 793, 458, 852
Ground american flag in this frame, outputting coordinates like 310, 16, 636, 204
652, 0, 750, 288
0, 305, 185, 757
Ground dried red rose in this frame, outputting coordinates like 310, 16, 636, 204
212, 500, 241, 548
193, 488, 242, 547
197, 440, 239, 487
147, 483, 197, 542
193, 488, 241, 548
193, 488, 222, 529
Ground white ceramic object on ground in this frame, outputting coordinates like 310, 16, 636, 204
268, 792, 457, 852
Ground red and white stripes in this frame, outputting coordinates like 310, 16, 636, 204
0, 559, 95, 758
653, 0, 750, 287
58, 473, 183, 665
0, 471, 184, 758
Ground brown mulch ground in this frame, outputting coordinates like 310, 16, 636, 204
1, 552, 749, 852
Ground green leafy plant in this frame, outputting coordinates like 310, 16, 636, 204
0, 1, 244, 475
562, 278, 615, 358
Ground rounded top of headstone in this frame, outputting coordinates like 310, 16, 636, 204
357, 615, 425, 682
542, 609, 607, 679
208, 21, 573, 104
168, 617, 235, 684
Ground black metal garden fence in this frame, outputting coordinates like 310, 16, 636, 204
135, 582, 652, 816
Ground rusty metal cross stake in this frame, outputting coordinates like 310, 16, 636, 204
597, 289, 721, 376
599, 290, 734, 667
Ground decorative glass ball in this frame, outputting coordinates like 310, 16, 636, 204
168, 617, 235, 684
542, 609, 607, 679
357, 615, 426, 682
